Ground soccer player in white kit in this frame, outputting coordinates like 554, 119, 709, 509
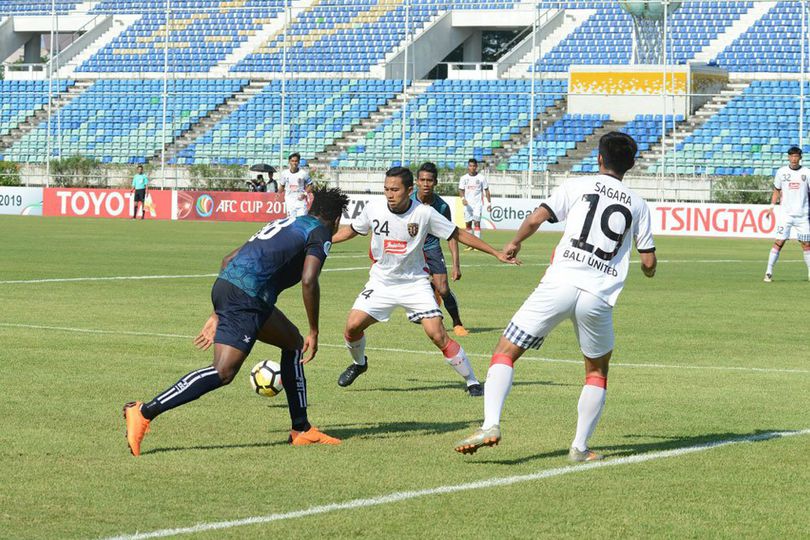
332, 167, 518, 396
763, 146, 810, 282
455, 133, 657, 461
458, 158, 492, 246
279, 152, 312, 218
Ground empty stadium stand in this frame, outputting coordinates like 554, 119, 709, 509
175, 78, 401, 165
331, 79, 567, 169
4, 79, 246, 164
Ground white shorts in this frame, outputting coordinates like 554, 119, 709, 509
351, 278, 442, 323
463, 203, 483, 223
775, 215, 810, 241
505, 282, 614, 358
286, 203, 308, 218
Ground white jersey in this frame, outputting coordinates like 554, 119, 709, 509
280, 168, 312, 207
773, 165, 810, 218
352, 199, 457, 285
541, 174, 655, 307
458, 174, 489, 207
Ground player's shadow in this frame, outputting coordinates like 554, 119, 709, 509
345, 379, 571, 393
471, 428, 795, 465
141, 420, 477, 455
323, 419, 479, 441
142, 439, 289, 455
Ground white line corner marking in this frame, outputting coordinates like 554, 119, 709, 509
103, 429, 809, 540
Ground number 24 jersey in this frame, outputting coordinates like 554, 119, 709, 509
352, 199, 457, 285
541, 174, 655, 307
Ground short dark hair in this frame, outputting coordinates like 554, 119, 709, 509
385, 166, 414, 188
417, 162, 438, 180
788, 146, 803, 156
598, 132, 637, 175
468, 158, 478, 165
137, 165, 143, 170
288, 152, 301, 161
309, 186, 349, 223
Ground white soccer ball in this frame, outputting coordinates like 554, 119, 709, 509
250, 360, 283, 397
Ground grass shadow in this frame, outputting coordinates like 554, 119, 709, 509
342, 378, 570, 394
473, 428, 798, 465
142, 420, 479, 455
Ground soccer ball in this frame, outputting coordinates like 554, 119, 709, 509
250, 360, 283, 397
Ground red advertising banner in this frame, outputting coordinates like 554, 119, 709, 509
43, 188, 173, 219
651, 202, 778, 238
177, 191, 286, 222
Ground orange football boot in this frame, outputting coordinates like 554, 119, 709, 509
453, 325, 469, 337
290, 426, 341, 446
123, 401, 150, 456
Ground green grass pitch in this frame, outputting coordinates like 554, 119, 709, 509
1, 215, 809, 539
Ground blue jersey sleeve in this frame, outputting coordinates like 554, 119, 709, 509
305, 224, 332, 263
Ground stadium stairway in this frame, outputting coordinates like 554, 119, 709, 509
0, 80, 92, 152
155, 78, 262, 165
311, 80, 433, 166
546, 118, 625, 173
484, 95, 567, 168
503, 9, 593, 79
691, 2, 775, 64
635, 80, 749, 172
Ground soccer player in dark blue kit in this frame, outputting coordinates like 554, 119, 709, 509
123, 187, 350, 456
412, 162, 468, 337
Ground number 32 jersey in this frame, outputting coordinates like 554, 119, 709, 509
541, 174, 655, 306
352, 199, 457, 285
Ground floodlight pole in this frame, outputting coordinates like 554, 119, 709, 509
45, 0, 56, 187
799, 0, 807, 148
527, 6, 537, 193
161, 0, 169, 189
400, 0, 410, 167
280, 0, 289, 168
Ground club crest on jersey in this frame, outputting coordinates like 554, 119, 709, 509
407, 223, 419, 237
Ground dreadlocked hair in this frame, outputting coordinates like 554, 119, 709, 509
309, 186, 350, 223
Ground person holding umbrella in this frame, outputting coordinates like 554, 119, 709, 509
250, 164, 278, 193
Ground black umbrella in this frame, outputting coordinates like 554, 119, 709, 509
249, 163, 276, 173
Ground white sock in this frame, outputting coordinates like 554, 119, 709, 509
474, 227, 481, 239
345, 334, 366, 365
803, 250, 810, 271
767, 248, 780, 274
442, 340, 478, 385
572, 384, 607, 452
482, 361, 514, 429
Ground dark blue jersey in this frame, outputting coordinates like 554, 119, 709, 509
411, 192, 452, 252
219, 215, 331, 307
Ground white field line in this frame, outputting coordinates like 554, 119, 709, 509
101, 428, 810, 540
1, 322, 808, 375
0, 258, 803, 285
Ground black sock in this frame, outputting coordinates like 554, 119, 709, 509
280, 350, 310, 432
140, 366, 223, 420
442, 290, 462, 327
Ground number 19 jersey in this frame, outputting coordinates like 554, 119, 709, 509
352, 199, 457, 285
540, 174, 655, 306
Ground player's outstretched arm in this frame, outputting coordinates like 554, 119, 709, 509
640, 252, 657, 278
504, 205, 553, 258
332, 225, 359, 244
300, 254, 323, 363
453, 228, 520, 265
448, 236, 461, 281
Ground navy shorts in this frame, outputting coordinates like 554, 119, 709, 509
424, 248, 447, 275
211, 278, 274, 354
